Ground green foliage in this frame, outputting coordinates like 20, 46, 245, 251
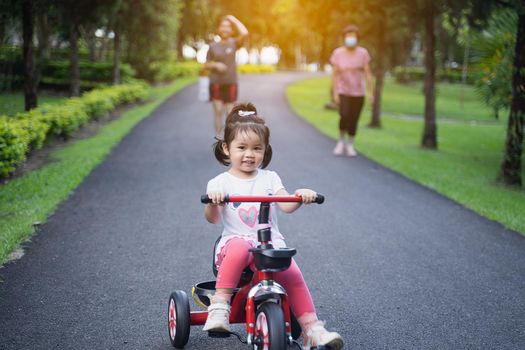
42, 60, 135, 82
148, 61, 277, 82
38, 99, 91, 137
150, 61, 202, 82
120, 0, 182, 80
0, 93, 65, 117
393, 66, 477, 84
13, 111, 50, 149
39, 60, 135, 90
0, 82, 149, 177
471, 8, 517, 119
238, 64, 277, 74
0, 45, 136, 91
0, 117, 29, 177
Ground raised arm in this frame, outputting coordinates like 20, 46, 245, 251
225, 15, 248, 47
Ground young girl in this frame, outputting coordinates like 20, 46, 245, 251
203, 102, 344, 349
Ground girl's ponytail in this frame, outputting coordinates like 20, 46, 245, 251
213, 138, 230, 166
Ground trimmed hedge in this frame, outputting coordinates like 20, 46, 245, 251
393, 66, 476, 85
0, 81, 149, 177
40, 61, 135, 90
150, 61, 202, 82
150, 61, 277, 82
238, 64, 277, 74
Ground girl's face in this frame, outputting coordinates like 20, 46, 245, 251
218, 20, 233, 39
223, 130, 265, 179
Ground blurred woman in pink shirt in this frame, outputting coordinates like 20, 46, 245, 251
330, 25, 374, 157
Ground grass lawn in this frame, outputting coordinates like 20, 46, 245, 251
287, 76, 525, 234
0, 78, 196, 265
0, 93, 66, 116
379, 77, 502, 122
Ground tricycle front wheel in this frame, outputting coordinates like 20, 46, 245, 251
253, 302, 287, 350
168, 290, 190, 348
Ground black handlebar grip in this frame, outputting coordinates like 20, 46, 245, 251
201, 195, 230, 204
315, 194, 325, 204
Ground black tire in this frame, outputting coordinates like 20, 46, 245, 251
168, 290, 190, 348
253, 302, 287, 350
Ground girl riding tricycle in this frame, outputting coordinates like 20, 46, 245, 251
168, 103, 343, 349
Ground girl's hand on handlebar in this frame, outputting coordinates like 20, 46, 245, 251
207, 191, 226, 206
295, 189, 317, 204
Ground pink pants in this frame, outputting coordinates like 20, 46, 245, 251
215, 237, 316, 318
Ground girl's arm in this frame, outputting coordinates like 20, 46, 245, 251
204, 191, 225, 224
364, 62, 374, 105
275, 188, 317, 214
225, 15, 249, 47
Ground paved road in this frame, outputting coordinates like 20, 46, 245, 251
1, 73, 524, 349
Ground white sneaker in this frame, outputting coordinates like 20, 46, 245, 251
202, 296, 231, 332
303, 321, 344, 350
346, 143, 357, 157
333, 141, 345, 155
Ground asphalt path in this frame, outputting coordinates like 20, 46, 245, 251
1, 73, 524, 350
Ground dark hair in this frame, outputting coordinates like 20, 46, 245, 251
342, 24, 360, 38
213, 102, 273, 168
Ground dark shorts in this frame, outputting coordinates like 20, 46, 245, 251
209, 83, 238, 103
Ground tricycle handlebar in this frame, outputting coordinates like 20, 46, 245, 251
200, 194, 325, 204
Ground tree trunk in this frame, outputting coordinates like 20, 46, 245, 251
35, 14, 51, 89
36, 14, 51, 60
22, 0, 37, 110
498, 13, 525, 187
370, 69, 384, 128
370, 10, 386, 128
421, 1, 437, 149
176, 24, 185, 60
113, 28, 121, 84
83, 26, 97, 62
69, 21, 80, 97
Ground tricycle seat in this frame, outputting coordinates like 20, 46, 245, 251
250, 247, 296, 272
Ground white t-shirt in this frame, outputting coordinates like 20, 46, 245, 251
206, 169, 287, 261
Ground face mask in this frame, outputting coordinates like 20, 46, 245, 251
345, 37, 357, 48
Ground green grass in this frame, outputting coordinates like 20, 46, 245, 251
379, 77, 501, 122
287, 76, 525, 234
0, 77, 196, 265
0, 93, 66, 116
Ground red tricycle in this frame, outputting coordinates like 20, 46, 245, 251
168, 194, 325, 349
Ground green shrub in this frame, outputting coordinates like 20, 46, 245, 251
150, 61, 202, 82
0, 117, 29, 177
0, 81, 149, 177
393, 66, 476, 85
238, 64, 277, 74
41, 61, 135, 82
39, 61, 136, 90
13, 111, 49, 149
